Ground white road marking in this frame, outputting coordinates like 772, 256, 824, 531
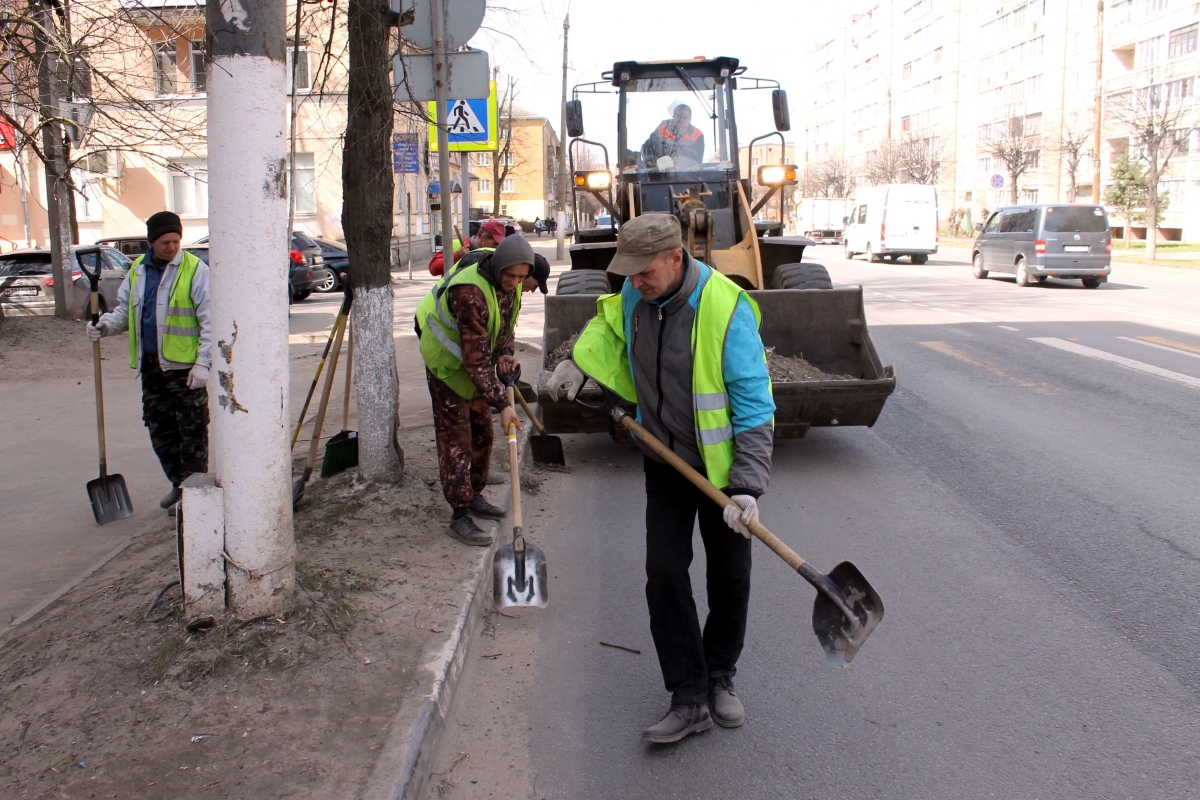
998, 325, 1020, 331
1031, 337, 1200, 390
1118, 336, 1200, 361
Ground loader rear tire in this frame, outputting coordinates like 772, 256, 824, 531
555, 270, 611, 295
774, 262, 832, 290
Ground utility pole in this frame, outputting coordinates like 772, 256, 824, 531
1092, 1, 1104, 205
206, 0, 295, 615
32, 0, 72, 317
556, 13, 568, 261
433, 0, 454, 262
286, 0, 303, 237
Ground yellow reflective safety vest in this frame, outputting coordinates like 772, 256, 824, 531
419, 262, 521, 399
128, 251, 202, 368
415, 247, 496, 335
572, 270, 763, 489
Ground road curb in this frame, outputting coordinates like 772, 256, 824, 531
365, 423, 532, 800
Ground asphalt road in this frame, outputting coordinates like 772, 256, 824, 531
428, 247, 1200, 799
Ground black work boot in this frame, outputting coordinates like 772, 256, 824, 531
447, 512, 492, 546
468, 495, 505, 520
708, 674, 745, 728
160, 485, 182, 512
641, 704, 713, 745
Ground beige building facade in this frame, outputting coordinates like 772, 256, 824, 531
470, 116, 561, 225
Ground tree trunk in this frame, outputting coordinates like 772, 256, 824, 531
1146, 166, 1158, 261
343, 0, 402, 482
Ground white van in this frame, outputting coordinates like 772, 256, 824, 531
844, 184, 939, 264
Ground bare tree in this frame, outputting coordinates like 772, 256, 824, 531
985, 113, 1041, 203
1059, 122, 1091, 203
864, 141, 900, 186
897, 134, 941, 185
811, 156, 852, 198
1110, 77, 1197, 259
490, 74, 521, 215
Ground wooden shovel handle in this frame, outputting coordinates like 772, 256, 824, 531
90, 290, 108, 474
615, 412, 806, 573
512, 387, 547, 435
342, 318, 353, 429
506, 387, 522, 531
305, 311, 346, 471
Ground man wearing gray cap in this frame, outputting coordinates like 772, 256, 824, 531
547, 214, 775, 744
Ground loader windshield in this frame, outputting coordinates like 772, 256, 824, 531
619, 72, 735, 178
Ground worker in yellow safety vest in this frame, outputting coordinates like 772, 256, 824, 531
87, 211, 211, 515
545, 214, 775, 744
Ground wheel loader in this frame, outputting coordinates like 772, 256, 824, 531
536, 56, 895, 439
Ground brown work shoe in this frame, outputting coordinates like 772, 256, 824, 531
708, 675, 745, 728
641, 704, 713, 745
447, 515, 492, 546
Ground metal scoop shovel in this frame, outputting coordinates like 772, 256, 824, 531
492, 383, 548, 609
605, 403, 883, 665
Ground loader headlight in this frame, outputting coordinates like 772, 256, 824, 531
757, 164, 797, 187
573, 170, 612, 191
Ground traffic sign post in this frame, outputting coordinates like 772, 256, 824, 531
427, 82, 498, 152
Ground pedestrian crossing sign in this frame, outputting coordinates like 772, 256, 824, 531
428, 81, 498, 153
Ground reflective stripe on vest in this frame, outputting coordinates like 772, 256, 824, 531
418, 262, 521, 399
129, 251, 202, 368
572, 268, 763, 489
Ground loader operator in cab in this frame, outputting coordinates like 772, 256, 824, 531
546, 214, 775, 744
641, 103, 705, 170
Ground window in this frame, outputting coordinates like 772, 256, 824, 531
1169, 24, 1198, 59
287, 45, 310, 92
478, 178, 491, 193
978, 156, 991, 172
500, 151, 514, 167
903, 62, 912, 79
190, 40, 206, 94
169, 158, 208, 217
476, 152, 490, 166
1018, 187, 1039, 204
292, 153, 316, 214
983, 212, 1002, 233
1024, 113, 1042, 136
71, 168, 103, 222
1137, 35, 1165, 65
1171, 128, 1192, 154
1167, 78, 1194, 103
154, 40, 177, 95
857, 206, 867, 224
933, 76, 941, 95
901, 115, 911, 132
933, 46, 942, 64
501, 177, 515, 194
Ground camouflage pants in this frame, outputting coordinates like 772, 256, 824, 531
141, 359, 209, 487
425, 369, 492, 509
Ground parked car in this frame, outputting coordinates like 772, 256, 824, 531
310, 237, 349, 293
189, 232, 330, 301
844, 183, 939, 264
95, 236, 150, 259
972, 204, 1111, 288
0, 246, 131, 319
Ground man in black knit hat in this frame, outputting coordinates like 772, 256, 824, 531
87, 211, 212, 515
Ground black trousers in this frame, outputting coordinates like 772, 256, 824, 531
141, 359, 209, 487
644, 456, 752, 706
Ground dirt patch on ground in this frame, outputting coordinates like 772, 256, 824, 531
0, 427, 489, 800
0, 316, 103, 382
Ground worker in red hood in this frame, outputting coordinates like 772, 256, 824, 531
429, 219, 507, 276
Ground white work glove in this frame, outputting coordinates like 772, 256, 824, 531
86, 321, 107, 341
187, 364, 209, 390
723, 495, 759, 539
546, 359, 585, 402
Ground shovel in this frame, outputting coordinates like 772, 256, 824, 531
293, 309, 346, 505
291, 287, 352, 449
320, 316, 358, 478
492, 382, 549, 609
602, 402, 883, 666
502, 364, 565, 467
79, 248, 133, 525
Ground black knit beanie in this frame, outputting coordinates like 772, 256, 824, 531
146, 210, 183, 243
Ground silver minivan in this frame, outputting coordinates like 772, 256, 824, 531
972, 204, 1111, 288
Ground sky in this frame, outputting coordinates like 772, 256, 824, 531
471, 0, 848, 154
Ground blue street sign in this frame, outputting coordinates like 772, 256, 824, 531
392, 132, 420, 173
990, 173, 1005, 189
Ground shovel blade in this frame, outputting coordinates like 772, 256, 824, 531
492, 541, 549, 609
529, 433, 566, 467
811, 561, 884, 667
87, 474, 133, 526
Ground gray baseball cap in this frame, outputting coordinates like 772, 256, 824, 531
606, 214, 682, 276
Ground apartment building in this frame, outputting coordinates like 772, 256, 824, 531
802, 0, 1199, 240
471, 116, 561, 224
0, 0, 429, 249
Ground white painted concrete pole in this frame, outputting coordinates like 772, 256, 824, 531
206, 0, 295, 615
